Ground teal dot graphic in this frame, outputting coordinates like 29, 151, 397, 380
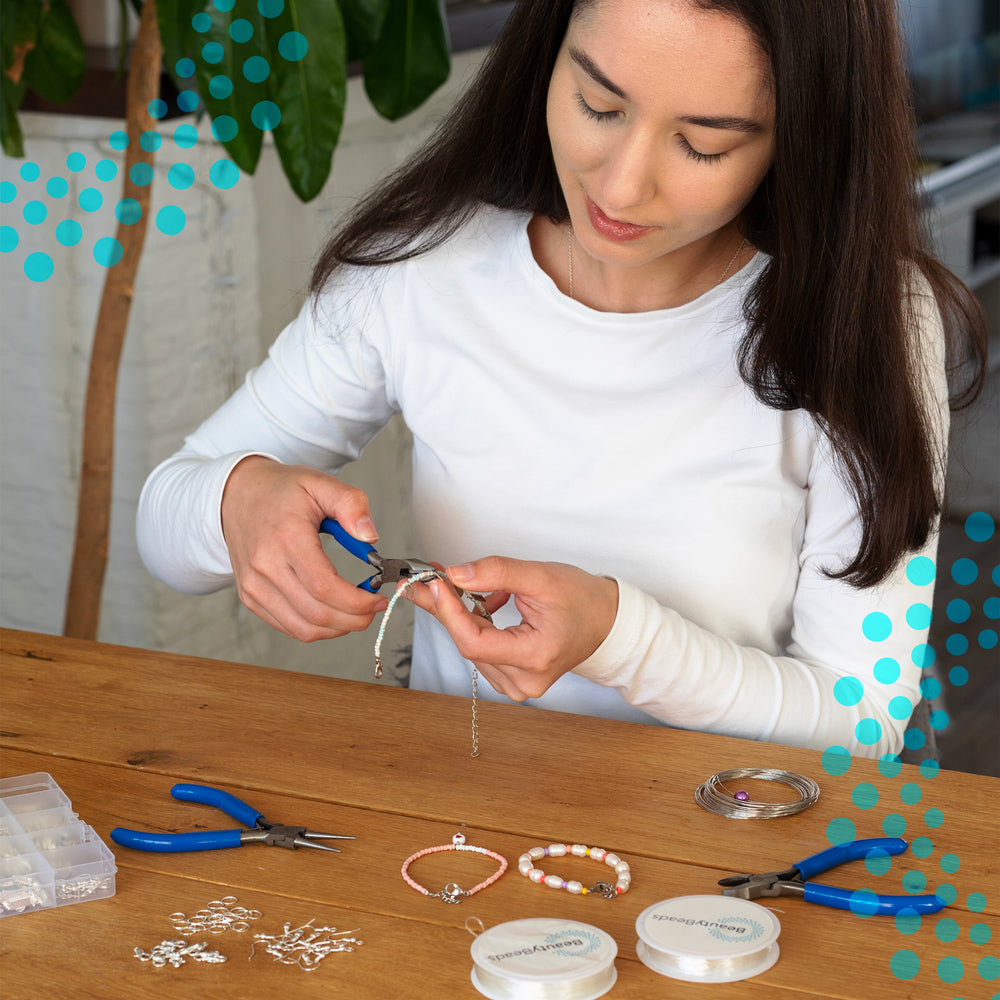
826, 817, 856, 845
952, 557, 978, 584
855, 718, 882, 745
79, 188, 103, 212
209, 159, 240, 190
852, 782, 879, 809
848, 888, 880, 916
259, 0, 284, 16
95, 158, 117, 181
66, 152, 86, 171
139, 131, 162, 153
215, 0, 235, 10
20, 161, 40, 181
936, 917, 960, 942
1, 226, 18, 252
894, 909, 921, 935
924, 807, 943, 828
888, 696, 912, 720
863, 612, 892, 641
23, 200, 47, 224
109, 130, 128, 150
243, 56, 270, 82
940, 853, 960, 874
279, 30, 309, 61
882, 813, 906, 836
928, 709, 949, 730
156, 206, 186, 236
0, 181, 16, 202
935, 882, 956, 905
24, 252, 54, 282
834, 676, 864, 706
230, 18, 254, 43
176, 57, 196, 78
919, 677, 941, 700
903, 727, 925, 750
949, 665, 968, 686
55, 219, 82, 246
946, 633, 968, 656
148, 98, 168, 119
911, 642, 935, 668
968, 893, 988, 912
174, 123, 198, 149
211, 116, 239, 143
177, 90, 200, 113
94, 237, 124, 267
890, 949, 920, 980
911, 836, 934, 858
192, 12, 212, 32
905, 555, 936, 585
919, 759, 939, 779
251, 100, 281, 131
980, 629, 998, 650
822, 745, 852, 775
878, 753, 903, 777
985, 597, 1000, 619
115, 198, 142, 225
902, 870, 927, 893
203, 42, 225, 64
905, 602, 932, 629
900, 782, 922, 804
168, 164, 195, 191
873, 657, 900, 685
966, 511, 995, 541
980, 955, 1000, 980
209, 74, 233, 99
865, 846, 893, 876
129, 163, 154, 187
46, 176, 68, 198
947, 598, 971, 622
937, 956, 964, 984
992, 564, 999, 586
970, 923, 992, 945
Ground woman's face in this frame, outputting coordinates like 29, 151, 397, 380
547, 0, 775, 273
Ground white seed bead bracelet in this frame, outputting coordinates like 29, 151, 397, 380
517, 843, 631, 898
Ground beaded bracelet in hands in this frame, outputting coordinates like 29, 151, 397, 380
518, 843, 631, 898
401, 833, 508, 904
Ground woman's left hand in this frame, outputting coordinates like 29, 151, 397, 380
405, 556, 619, 702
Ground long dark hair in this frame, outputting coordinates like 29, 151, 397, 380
311, 0, 987, 588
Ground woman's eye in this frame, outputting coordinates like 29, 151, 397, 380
679, 135, 725, 165
575, 92, 620, 123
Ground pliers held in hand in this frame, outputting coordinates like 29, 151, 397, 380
320, 518, 437, 593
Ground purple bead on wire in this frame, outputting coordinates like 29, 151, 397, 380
734, 790, 750, 801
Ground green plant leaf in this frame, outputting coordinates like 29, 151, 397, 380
340, 0, 391, 61
1, 77, 27, 158
362, 0, 449, 122
156, 0, 205, 86
263, 0, 347, 201
21, 0, 86, 104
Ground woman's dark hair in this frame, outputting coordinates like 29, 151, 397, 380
311, 0, 987, 588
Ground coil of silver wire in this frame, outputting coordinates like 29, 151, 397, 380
695, 767, 820, 819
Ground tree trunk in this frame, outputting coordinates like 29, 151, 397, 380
63, 0, 162, 639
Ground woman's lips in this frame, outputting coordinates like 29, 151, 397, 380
585, 197, 656, 242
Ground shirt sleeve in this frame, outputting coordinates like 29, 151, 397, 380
574, 278, 951, 757
136, 286, 396, 594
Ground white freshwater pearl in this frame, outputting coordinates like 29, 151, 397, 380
528, 868, 545, 883
547, 844, 567, 857
528, 847, 546, 861
570, 844, 588, 857
589, 848, 607, 861
518, 859, 534, 876
544, 875, 565, 889
566, 880, 584, 894
604, 853, 620, 868
614, 861, 630, 875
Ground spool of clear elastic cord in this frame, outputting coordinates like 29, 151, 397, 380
469, 917, 618, 1000
635, 895, 781, 983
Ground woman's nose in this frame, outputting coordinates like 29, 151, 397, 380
599, 127, 659, 211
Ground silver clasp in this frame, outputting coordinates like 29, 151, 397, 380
433, 883, 469, 904
590, 881, 616, 899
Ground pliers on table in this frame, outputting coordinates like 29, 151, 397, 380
718, 837, 946, 915
320, 518, 439, 593
110, 783, 355, 853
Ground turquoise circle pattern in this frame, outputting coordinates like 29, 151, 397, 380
826, 817, 856, 845
1, 226, 19, 252
243, 56, 270, 82
951, 557, 978, 584
924, 808, 943, 828
855, 718, 882, 745
890, 950, 920, 980
94, 237, 123, 267
910, 836, 933, 858
965, 511, 995, 541
279, 31, 309, 61
979, 955, 999, 980
862, 612, 892, 641
937, 956, 964, 984
851, 782, 878, 809
878, 754, 902, 778
894, 909, 921, 935
46, 176, 68, 198
55, 220, 82, 246
873, 657, 900, 684
905, 603, 931, 629
821, 746, 851, 775
230, 18, 254, 43
24, 252, 54, 281
970, 923, 991, 944
156, 206, 186, 236
936, 917, 960, 943
902, 870, 927, 894
115, 198, 142, 225
210, 160, 240, 190
834, 676, 863, 706
251, 100, 281, 130
882, 813, 906, 836
168, 164, 196, 191
888, 696, 911, 720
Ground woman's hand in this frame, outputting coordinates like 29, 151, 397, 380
220, 456, 387, 640
407, 556, 619, 701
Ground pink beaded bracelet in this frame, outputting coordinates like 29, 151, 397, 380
401, 833, 508, 904
517, 843, 631, 898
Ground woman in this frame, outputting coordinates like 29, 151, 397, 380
137, 0, 985, 756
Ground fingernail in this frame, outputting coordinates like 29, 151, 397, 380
448, 563, 474, 583
356, 516, 378, 542
373, 598, 388, 613
429, 580, 442, 602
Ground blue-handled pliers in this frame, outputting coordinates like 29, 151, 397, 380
719, 838, 946, 915
110, 784, 355, 854
320, 518, 438, 594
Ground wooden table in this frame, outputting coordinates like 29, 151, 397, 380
1, 628, 997, 998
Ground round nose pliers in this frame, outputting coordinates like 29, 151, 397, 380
320, 518, 438, 593
718, 837, 946, 915
110, 784, 355, 853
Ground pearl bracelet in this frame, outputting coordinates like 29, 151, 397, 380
401, 833, 508, 904
517, 843, 631, 898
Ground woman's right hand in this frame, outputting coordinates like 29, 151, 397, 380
220, 456, 388, 641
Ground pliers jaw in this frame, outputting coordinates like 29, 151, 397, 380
242, 820, 353, 852
719, 868, 803, 900
367, 557, 439, 592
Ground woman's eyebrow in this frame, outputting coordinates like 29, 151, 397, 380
569, 47, 628, 99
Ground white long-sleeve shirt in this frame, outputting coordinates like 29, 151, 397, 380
137, 208, 949, 756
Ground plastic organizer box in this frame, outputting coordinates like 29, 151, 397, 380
0, 772, 117, 917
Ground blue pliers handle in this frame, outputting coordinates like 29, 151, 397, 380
110, 783, 354, 853
719, 838, 946, 915
319, 518, 437, 593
